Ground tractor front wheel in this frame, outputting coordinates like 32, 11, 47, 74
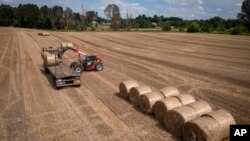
95, 63, 103, 71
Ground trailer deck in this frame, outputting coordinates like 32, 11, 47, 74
46, 63, 81, 88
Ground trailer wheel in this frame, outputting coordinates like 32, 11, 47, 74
45, 67, 49, 74
96, 63, 103, 71
70, 62, 78, 69
56, 86, 62, 90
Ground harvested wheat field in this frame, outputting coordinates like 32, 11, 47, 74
0, 27, 249, 141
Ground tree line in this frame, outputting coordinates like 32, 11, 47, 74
0, 4, 107, 30
0, 0, 249, 35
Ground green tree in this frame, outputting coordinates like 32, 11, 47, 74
86, 11, 98, 24
14, 4, 40, 28
51, 6, 64, 29
104, 4, 121, 30
64, 7, 74, 29
0, 4, 14, 26
187, 22, 200, 32
37, 5, 52, 29
208, 16, 225, 29
238, 0, 250, 21
238, 0, 250, 30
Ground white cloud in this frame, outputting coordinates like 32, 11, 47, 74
100, 0, 147, 18
216, 8, 222, 12
1, 0, 13, 3
162, 0, 206, 19
236, 3, 242, 7
164, 0, 203, 6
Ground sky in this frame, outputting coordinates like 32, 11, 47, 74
0, 0, 244, 20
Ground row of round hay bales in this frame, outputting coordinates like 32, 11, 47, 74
183, 109, 236, 141
118, 80, 236, 140
119, 80, 193, 117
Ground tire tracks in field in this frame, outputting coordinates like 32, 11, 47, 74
128, 33, 250, 60
133, 32, 250, 51
87, 33, 250, 67
158, 33, 250, 48
1, 30, 29, 141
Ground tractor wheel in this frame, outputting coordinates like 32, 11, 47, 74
75, 65, 83, 73
95, 63, 103, 71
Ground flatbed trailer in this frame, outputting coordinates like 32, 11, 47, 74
45, 63, 81, 89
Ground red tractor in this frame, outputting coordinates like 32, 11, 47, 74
70, 53, 103, 73
43, 43, 104, 73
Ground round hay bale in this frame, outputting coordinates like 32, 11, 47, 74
61, 42, 73, 48
183, 116, 221, 141
160, 86, 180, 98
153, 97, 182, 123
129, 85, 152, 107
119, 80, 139, 99
164, 106, 197, 137
173, 94, 195, 105
45, 54, 58, 67
187, 101, 212, 116
203, 109, 236, 139
139, 91, 165, 114
43, 32, 50, 36
164, 101, 212, 137
153, 94, 195, 123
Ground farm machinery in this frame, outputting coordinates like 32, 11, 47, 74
41, 42, 103, 88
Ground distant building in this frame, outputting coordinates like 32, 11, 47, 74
152, 22, 159, 28
91, 21, 99, 27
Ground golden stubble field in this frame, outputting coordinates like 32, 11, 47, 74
0, 27, 249, 141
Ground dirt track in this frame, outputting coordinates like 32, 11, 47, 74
0, 27, 249, 141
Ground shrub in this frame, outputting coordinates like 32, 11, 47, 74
187, 23, 200, 32
231, 25, 248, 35
162, 22, 171, 31
201, 24, 213, 33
